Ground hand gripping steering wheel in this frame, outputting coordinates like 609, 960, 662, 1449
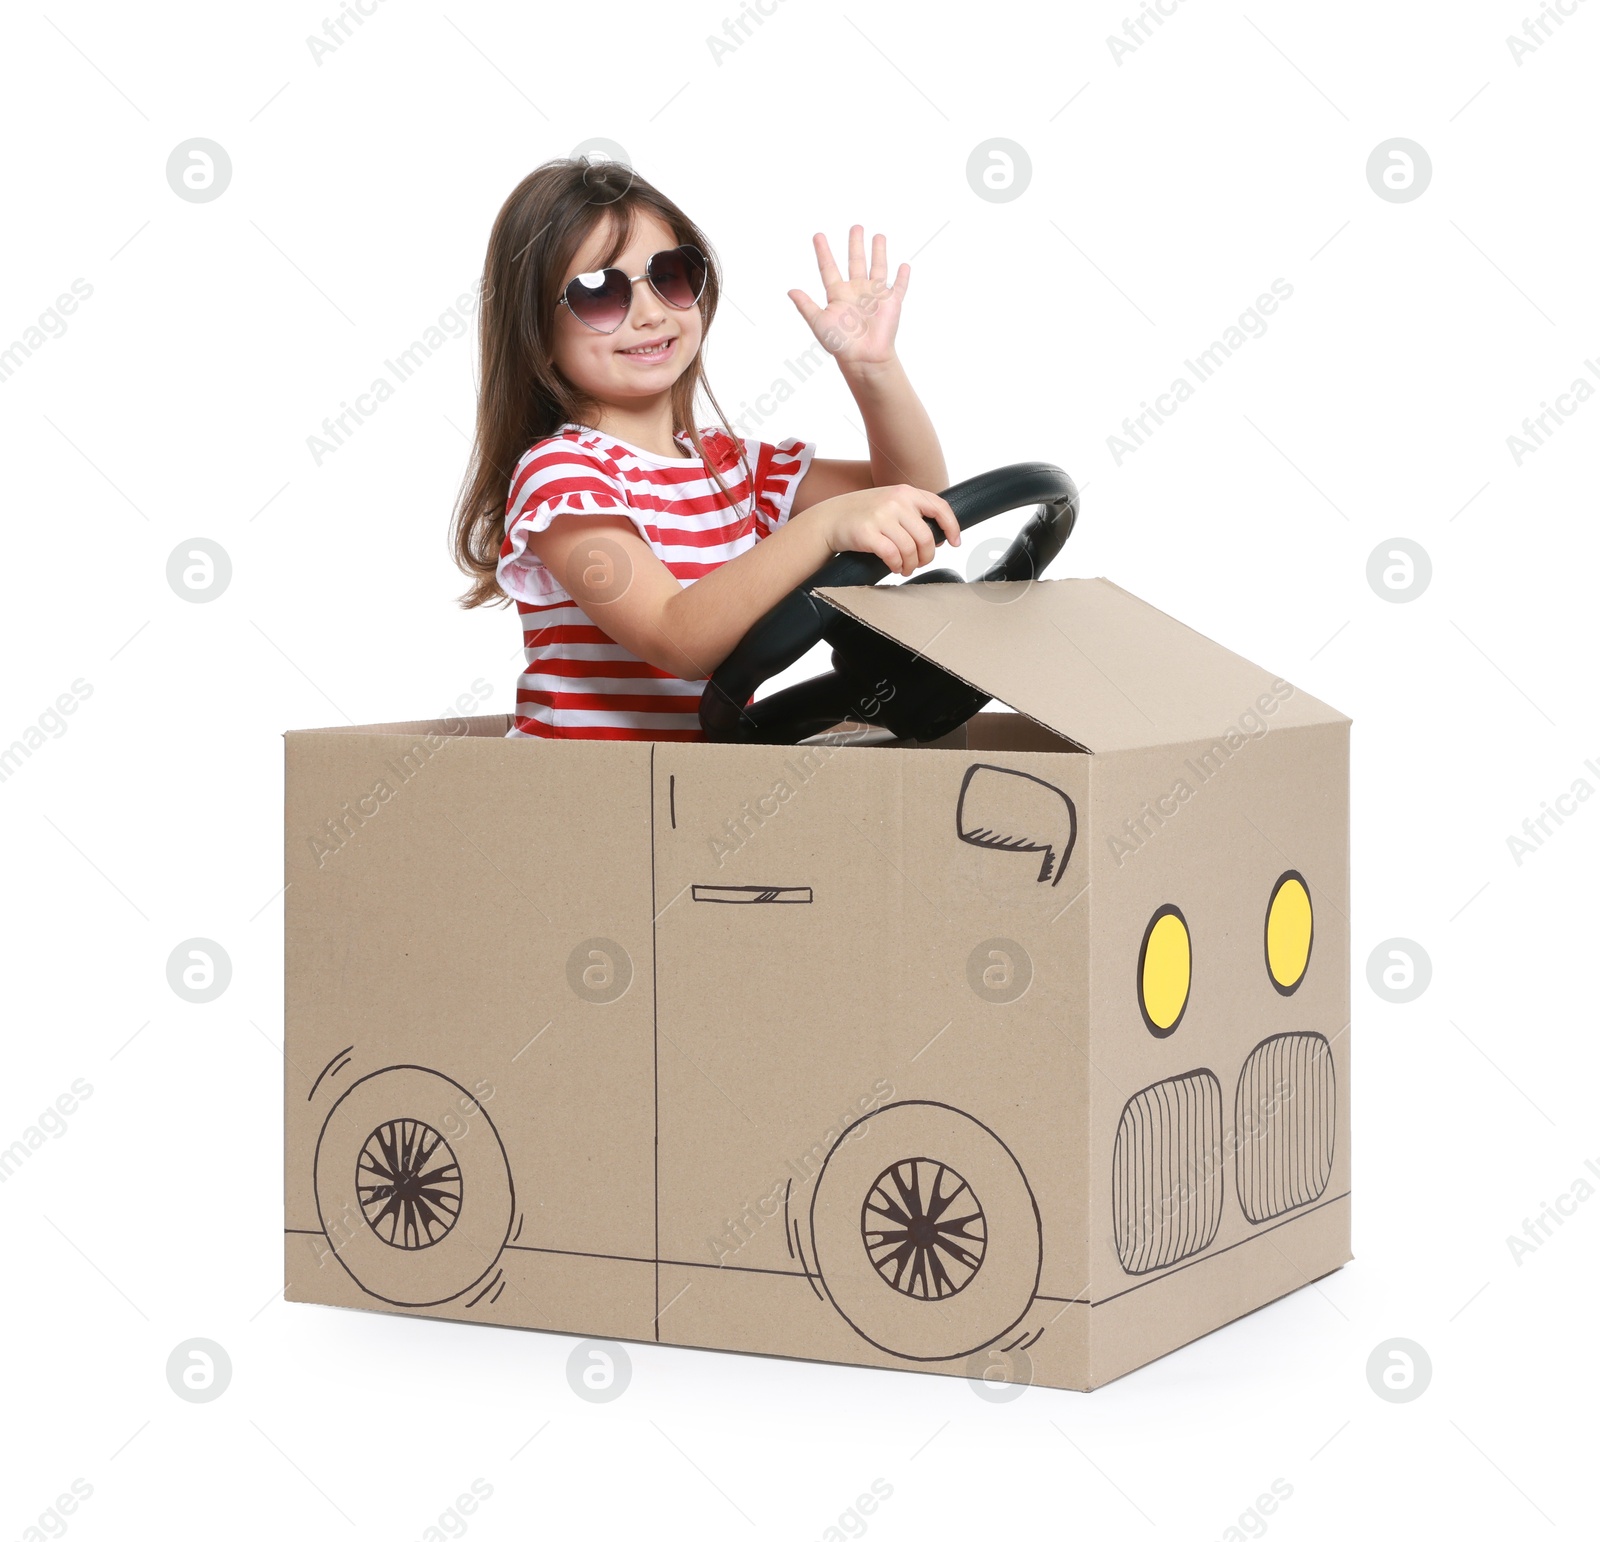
699, 462, 1079, 745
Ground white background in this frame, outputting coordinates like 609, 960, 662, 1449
3, 1, 1597, 1537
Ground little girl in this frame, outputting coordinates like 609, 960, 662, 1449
450, 157, 961, 741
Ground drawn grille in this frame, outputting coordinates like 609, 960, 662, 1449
1234, 1033, 1336, 1223
1112, 1071, 1224, 1274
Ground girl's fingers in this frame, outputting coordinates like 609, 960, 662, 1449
813, 231, 843, 290
787, 288, 824, 327
886, 522, 918, 575
869, 232, 887, 286
900, 508, 936, 567
870, 534, 904, 573
815, 229, 903, 302
917, 491, 961, 547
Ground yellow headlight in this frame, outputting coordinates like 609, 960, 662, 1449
1264, 871, 1313, 994
1138, 904, 1191, 1037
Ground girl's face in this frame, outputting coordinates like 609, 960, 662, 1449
551, 210, 703, 412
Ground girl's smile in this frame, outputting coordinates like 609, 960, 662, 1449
615, 334, 676, 364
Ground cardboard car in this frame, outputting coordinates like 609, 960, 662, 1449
282, 572, 1351, 1391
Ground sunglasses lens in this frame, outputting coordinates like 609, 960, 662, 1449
649, 246, 707, 309
565, 267, 631, 331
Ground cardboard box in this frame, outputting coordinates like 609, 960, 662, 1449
283, 577, 1351, 1390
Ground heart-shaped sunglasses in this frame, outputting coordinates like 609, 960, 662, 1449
557, 244, 709, 334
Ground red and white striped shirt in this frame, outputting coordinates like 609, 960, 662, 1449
496, 423, 816, 740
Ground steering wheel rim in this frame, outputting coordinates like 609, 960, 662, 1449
699, 462, 1079, 744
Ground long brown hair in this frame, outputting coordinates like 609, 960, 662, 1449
450, 158, 751, 609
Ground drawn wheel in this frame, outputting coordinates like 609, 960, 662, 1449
314, 1066, 514, 1307
863, 1158, 986, 1299
358, 1119, 463, 1250
811, 1102, 1040, 1362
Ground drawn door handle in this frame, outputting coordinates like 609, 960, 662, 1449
691, 884, 813, 904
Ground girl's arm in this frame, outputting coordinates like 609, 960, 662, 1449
522, 481, 958, 683
787, 227, 949, 515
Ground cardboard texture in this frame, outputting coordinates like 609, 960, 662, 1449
283, 577, 1351, 1390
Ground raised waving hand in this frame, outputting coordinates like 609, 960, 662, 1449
787, 225, 910, 374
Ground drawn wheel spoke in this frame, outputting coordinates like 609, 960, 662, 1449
861, 1158, 986, 1300
357, 1119, 463, 1251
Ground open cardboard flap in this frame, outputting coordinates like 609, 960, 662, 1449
813, 576, 1348, 753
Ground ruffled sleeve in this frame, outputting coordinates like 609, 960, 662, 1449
496, 442, 654, 605
748, 436, 816, 538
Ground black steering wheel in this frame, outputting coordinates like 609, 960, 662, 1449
699, 462, 1079, 745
